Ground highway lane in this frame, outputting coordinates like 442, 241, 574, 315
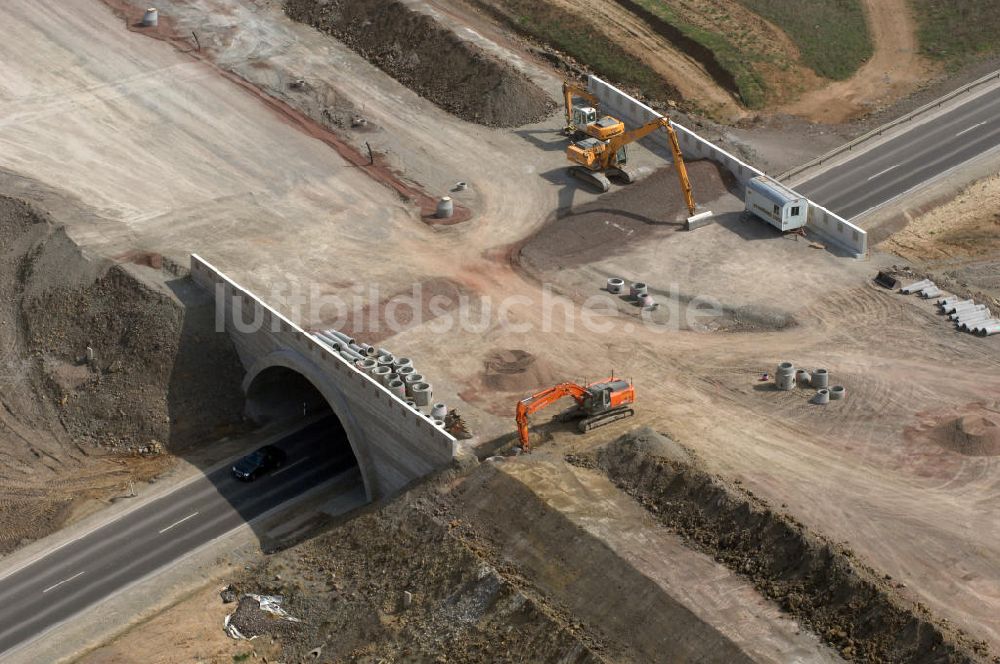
0, 417, 356, 657
796, 84, 1000, 219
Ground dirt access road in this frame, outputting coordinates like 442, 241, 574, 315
782, 0, 932, 122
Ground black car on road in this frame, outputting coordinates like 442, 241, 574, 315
232, 445, 287, 481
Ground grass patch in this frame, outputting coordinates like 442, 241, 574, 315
621, 0, 767, 108
467, 0, 679, 103
910, 0, 1000, 62
733, 0, 873, 80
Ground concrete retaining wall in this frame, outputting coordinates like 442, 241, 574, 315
190, 254, 455, 501
587, 76, 869, 258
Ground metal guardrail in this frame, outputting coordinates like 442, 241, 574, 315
778, 69, 1000, 183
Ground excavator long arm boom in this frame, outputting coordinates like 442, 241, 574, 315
516, 382, 590, 450
606, 117, 696, 216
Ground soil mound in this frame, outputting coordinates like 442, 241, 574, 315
0, 194, 245, 553
942, 413, 1000, 456
570, 427, 994, 663
519, 161, 732, 271
907, 403, 1000, 458
483, 349, 559, 392
234, 488, 605, 662
285, 0, 555, 127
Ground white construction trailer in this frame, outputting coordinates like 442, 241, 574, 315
745, 175, 808, 231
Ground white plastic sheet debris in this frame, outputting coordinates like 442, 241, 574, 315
224, 594, 302, 640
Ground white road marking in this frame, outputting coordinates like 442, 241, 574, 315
271, 457, 308, 477
42, 571, 84, 594
866, 165, 898, 181
158, 511, 199, 534
955, 120, 988, 137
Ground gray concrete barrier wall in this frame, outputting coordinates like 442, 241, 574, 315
190, 254, 455, 501
587, 76, 869, 258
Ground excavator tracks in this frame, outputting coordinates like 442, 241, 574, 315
578, 406, 635, 433
569, 166, 611, 193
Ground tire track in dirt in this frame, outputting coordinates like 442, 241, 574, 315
781, 0, 933, 122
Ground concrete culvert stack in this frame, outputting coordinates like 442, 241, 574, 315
141, 7, 158, 27
372, 365, 392, 384
387, 379, 406, 399
397, 365, 416, 382
404, 374, 424, 396
944, 300, 975, 314
607, 278, 625, 294
900, 279, 932, 294
795, 369, 811, 387
377, 353, 394, 367
411, 382, 433, 407
951, 305, 987, 321
630, 282, 648, 298
811, 368, 829, 389
393, 356, 413, 371
431, 403, 447, 419
830, 385, 846, 400
358, 358, 378, 374
977, 322, 1000, 336
326, 329, 356, 346
775, 362, 796, 391
813, 389, 830, 405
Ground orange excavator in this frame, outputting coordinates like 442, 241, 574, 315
566, 116, 696, 217
562, 81, 625, 141
516, 378, 636, 452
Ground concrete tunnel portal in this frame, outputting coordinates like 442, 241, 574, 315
192, 254, 456, 503
243, 362, 369, 498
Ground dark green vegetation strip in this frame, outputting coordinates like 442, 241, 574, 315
734, 0, 873, 80
615, 0, 765, 109
466, 0, 680, 104
911, 0, 1000, 62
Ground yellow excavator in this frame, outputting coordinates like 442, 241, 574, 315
566, 116, 696, 216
562, 81, 625, 141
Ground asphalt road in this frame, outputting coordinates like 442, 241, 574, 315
0, 417, 355, 657
796, 84, 1000, 219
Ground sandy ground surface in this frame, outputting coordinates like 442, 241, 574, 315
880, 173, 1000, 263
1, 0, 999, 659
781, 0, 934, 122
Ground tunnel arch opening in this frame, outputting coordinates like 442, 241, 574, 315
244, 364, 366, 497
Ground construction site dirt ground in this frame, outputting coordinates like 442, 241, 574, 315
1, 0, 999, 661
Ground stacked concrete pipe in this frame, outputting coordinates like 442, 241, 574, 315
976, 321, 1000, 336
411, 382, 433, 407
141, 7, 158, 27
387, 379, 407, 399
404, 374, 424, 397
775, 362, 795, 391
372, 365, 392, 384
607, 278, 625, 294
951, 305, 987, 321
795, 369, 811, 387
812, 389, 830, 405
811, 369, 829, 389
900, 279, 933, 294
